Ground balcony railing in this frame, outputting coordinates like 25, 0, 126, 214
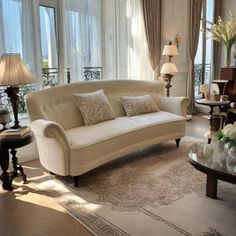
42, 67, 102, 88
0, 67, 102, 114
83, 67, 102, 81
194, 63, 211, 97
0, 85, 36, 114
42, 67, 71, 88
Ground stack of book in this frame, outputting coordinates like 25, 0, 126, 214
0, 126, 31, 138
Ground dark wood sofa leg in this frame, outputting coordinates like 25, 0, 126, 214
175, 138, 181, 147
74, 176, 80, 187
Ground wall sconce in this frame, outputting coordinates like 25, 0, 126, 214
162, 42, 178, 62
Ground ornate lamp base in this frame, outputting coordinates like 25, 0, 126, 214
5, 86, 21, 129
163, 74, 173, 97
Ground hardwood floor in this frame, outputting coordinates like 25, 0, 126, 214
186, 113, 209, 139
0, 114, 209, 236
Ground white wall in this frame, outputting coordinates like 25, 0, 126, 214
161, 0, 189, 97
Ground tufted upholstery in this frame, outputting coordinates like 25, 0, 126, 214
26, 80, 166, 129
26, 79, 188, 177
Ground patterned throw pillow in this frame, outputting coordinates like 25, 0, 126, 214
73, 90, 116, 126
120, 95, 159, 117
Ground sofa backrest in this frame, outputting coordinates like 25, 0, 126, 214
25, 79, 165, 130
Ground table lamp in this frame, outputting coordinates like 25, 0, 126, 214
160, 62, 178, 97
162, 42, 178, 62
200, 84, 210, 98
0, 54, 37, 128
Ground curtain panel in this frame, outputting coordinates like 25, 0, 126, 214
187, 0, 203, 114
62, 0, 102, 82
0, 0, 41, 83
126, 0, 154, 80
212, 0, 222, 81
102, 0, 153, 80
141, 0, 162, 79
0, 0, 5, 53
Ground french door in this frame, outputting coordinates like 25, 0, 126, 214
38, 1, 59, 88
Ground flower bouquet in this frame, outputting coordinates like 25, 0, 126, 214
211, 12, 236, 66
215, 122, 236, 146
215, 123, 236, 174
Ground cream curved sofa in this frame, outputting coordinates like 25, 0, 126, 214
25, 80, 188, 186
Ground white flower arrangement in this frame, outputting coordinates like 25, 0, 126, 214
211, 12, 236, 49
211, 12, 236, 66
216, 122, 236, 146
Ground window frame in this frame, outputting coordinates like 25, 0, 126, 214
38, 0, 65, 86
194, 0, 214, 98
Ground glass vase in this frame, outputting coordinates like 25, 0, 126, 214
212, 139, 226, 169
226, 146, 236, 175
226, 46, 232, 67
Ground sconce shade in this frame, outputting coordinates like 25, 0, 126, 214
162, 45, 178, 56
160, 62, 178, 75
200, 84, 210, 93
0, 53, 37, 86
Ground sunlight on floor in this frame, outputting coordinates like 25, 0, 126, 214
16, 191, 65, 212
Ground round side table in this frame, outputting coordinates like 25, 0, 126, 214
195, 99, 230, 143
0, 132, 34, 190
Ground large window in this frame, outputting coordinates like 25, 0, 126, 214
195, 0, 214, 98
39, 5, 58, 88
63, 0, 102, 83
0, 0, 36, 73
0, 0, 152, 115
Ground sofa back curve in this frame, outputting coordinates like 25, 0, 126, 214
25, 79, 165, 130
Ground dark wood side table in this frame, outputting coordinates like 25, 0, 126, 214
220, 67, 236, 103
0, 132, 33, 190
195, 99, 230, 143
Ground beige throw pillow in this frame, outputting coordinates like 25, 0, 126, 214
120, 95, 159, 117
73, 90, 116, 126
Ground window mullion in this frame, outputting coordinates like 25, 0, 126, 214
201, 0, 207, 84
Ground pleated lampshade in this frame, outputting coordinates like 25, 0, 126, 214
0, 53, 37, 86
162, 45, 178, 56
160, 62, 178, 75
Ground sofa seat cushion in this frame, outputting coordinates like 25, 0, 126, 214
66, 111, 186, 175
66, 117, 140, 147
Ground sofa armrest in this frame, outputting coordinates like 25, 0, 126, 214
158, 97, 189, 117
31, 119, 70, 176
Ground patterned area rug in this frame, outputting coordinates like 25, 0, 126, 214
35, 137, 236, 236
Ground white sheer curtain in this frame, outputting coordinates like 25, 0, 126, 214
0, 0, 37, 76
39, 6, 58, 68
0, 0, 5, 54
62, 0, 102, 82
126, 0, 154, 80
103, 0, 153, 80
